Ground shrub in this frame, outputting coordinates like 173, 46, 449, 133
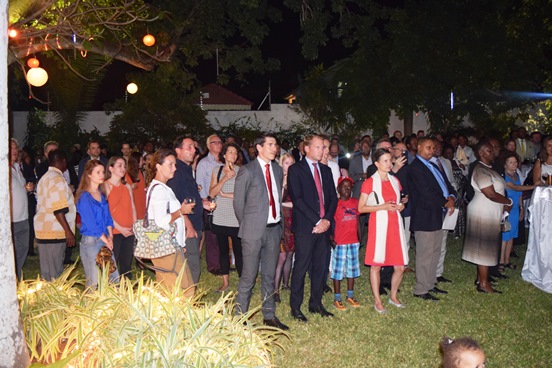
18, 266, 284, 367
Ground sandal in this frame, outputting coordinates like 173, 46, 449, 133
505, 263, 517, 270
498, 263, 505, 273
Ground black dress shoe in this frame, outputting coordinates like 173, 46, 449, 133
413, 293, 439, 301
323, 283, 332, 294
291, 309, 308, 322
308, 305, 334, 317
263, 317, 289, 331
429, 287, 448, 295
436, 276, 452, 283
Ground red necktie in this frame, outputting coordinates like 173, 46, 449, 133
265, 164, 277, 219
312, 163, 325, 218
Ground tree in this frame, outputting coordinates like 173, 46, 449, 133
105, 61, 207, 147
287, 0, 552, 135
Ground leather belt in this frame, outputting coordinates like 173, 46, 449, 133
266, 222, 281, 228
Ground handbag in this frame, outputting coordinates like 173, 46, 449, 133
133, 184, 180, 259
366, 191, 380, 206
500, 218, 511, 232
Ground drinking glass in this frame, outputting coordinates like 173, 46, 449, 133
184, 197, 196, 214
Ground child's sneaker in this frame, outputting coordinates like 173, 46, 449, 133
346, 297, 361, 307
333, 300, 347, 311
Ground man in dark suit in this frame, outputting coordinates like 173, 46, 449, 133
288, 134, 338, 321
291, 137, 304, 162
233, 133, 288, 330
407, 137, 456, 301
77, 140, 108, 181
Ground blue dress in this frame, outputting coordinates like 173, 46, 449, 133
502, 175, 522, 241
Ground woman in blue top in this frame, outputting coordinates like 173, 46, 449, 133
76, 160, 119, 288
500, 152, 534, 272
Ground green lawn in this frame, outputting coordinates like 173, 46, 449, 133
22, 236, 552, 367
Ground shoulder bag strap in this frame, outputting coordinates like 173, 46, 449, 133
217, 165, 224, 183
143, 183, 161, 227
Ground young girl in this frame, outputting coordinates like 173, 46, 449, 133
104, 156, 137, 280
76, 160, 119, 288
440, 336, 486, 368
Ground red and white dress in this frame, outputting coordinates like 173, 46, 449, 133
361, 173, 408, 266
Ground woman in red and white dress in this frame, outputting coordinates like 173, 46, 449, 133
358, 148, 409, 314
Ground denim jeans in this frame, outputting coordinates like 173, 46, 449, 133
80, 235, 119, 288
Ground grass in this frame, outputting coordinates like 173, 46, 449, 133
21, 236, 552, 367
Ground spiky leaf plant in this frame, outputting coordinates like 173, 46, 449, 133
19, 266, 285, 367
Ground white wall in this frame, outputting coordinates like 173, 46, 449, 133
11, 105, 430, 144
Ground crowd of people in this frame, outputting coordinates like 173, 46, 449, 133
9, 125, 550, 331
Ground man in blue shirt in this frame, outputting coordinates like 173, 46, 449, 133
407, 138, 456, 301
167, 137, 205, 285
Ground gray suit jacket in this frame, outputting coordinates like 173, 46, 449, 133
233, 159, 283, 241
348, 152, 371, 199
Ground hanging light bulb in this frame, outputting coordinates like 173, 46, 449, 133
126, 83, 138, 94
27, 58, 40, 68
26, 67, 48, 87
8, 29, 18, 38
142, 34, 155, 47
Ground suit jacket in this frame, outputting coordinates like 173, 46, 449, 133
288, 159, 338, 235
233, 158, 283, 241
407, 157, 457, 232
348, 152, 371, 198
291, 147, 303, 162
516, 138, 535, 161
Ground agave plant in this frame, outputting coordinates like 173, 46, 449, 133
19, 266, 285, 367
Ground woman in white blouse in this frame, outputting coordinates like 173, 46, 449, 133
146, 148, 195, 296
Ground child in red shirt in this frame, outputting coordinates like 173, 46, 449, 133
331, 177, 361, 311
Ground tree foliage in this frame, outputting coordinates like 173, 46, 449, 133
10, 0, 283, 144
105, 61, 207, 148
288, 0, 552, 135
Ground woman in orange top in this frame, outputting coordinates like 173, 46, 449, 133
104, 156, 137, 279
126, 152, 146, 219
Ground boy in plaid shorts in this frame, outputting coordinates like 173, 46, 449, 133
331, 177, 361, 311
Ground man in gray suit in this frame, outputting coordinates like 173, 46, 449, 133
233, 132, 289, 330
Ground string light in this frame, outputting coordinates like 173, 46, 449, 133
143, 34, 155, 47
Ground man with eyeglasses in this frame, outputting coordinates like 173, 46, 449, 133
196, 135, 223, 274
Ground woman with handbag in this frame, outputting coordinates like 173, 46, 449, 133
358, 149, 408, 314
76, 160, 120, 288
209, 142, 242, 292
104, 156, 137, 280
500, 152, 535, 272
146, 148, 195, 296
